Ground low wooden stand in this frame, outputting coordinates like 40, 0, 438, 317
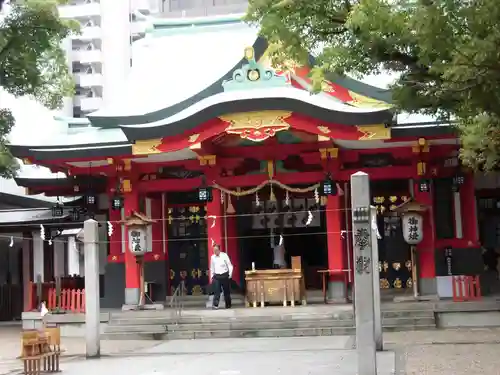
20, 328, 62, 375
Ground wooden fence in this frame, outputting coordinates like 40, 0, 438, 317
26, 279, 85, 313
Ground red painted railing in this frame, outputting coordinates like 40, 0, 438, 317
26, 281, 85, 313
47, 288, 85, 313
452, 275, 481, 302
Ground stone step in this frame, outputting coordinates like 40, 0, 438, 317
105, 324, 168, 334
109, 312, 354, 326
382, 309, 435, 318
101, 321, 436, 340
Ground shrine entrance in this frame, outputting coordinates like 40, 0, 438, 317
371, 180, 413, 291
167, 201, 209, 296
236, 186, 327, 290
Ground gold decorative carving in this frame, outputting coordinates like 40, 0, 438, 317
378, 262, 382, 272
392, 262, 401, 271
198, 155, 216, 166
132, 139, 163, 155
417, 161, 427, 176
22, 158, 32, 165
188, 134, 200, 143
189, 142, 202, 150
170, 270, 175, 280
380, 279, 390, 289
356, 124, 391, 140
405, 260, 412, 272
153, 254, 160, 260
220, 110, 292, 142
107, 158, 114, 165
394, 278, 402, 289
412, 138, 430, 153
180, 271, 187, 279
317, 125, 331, 134
383, 261, 389, 272
123, 159, 132, 171
192, 285, 203, 296
317, 135, 330, 142
121, 179, 132, 193
406, 278, 413, 288
373, 196, 385, 204
319, 147, 339, 160
111, 255, 117, 261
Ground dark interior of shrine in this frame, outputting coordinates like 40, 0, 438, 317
235, 186, 328, 290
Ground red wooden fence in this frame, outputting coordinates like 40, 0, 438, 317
26, 281, 85, 313
47, 288, 85, 313
452, 275, 481, 302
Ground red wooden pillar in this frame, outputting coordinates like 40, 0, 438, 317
461, 173, 479, 245
226, 214, 240, 285
124, 190, 140, 305
206, 189, 223, 278
413, 181, 436, 287
326, 194, 346, 301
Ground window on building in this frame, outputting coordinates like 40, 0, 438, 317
433, 178, 455, 239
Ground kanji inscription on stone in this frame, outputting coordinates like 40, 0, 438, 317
355, 255, 372, 275
354, 227, 370, 251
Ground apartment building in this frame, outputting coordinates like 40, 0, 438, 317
57, 0, 249, 118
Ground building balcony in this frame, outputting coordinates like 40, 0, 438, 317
72, 49, 102, 64
73, 26, 102, 40
74, 96, 103, 111
74, 73, 103, 87
58, 3, 101, 18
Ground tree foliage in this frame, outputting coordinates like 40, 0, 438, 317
0, 0, 77, 178
246, 0, 500, 170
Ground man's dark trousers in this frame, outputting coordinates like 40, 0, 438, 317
212, 272, 231, 308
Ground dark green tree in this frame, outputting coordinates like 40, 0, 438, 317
0, 0, 77, 178
246, 0, 500, 170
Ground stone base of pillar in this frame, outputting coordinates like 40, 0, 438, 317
124, 287, 140, 306
327, 281, 347, 303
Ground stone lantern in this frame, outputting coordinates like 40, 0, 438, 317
394, 199, 429, 299
120, 211, 155, 308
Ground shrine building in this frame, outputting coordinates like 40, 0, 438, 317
9, 15, 486, 308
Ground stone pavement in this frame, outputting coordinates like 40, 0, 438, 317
3, 326, 500, 374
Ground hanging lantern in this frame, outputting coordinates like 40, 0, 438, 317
418, 179, 430, 193
120, 211, 156, 256
111, 196, 124, 210
394, 199, 428, 245
198, 187, 213, 202
85, 194, 98, 206
401, 212, 424, 245
51, 203, 64, 217
321, 178, 338, 196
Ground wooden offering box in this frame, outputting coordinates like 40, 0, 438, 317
245, 260, 306, 307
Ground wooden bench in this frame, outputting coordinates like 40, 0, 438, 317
20, 328, 62, 375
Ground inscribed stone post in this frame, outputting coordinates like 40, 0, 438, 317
84, 219, 100, 358
371, 206, 383, 351
350, 172, 377, 375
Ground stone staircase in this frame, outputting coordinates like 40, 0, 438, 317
102, 306, 436, 340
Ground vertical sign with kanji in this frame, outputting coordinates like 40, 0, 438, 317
350, 172, 377, 375
402, 213, 423, 245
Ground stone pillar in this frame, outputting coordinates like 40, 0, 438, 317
53, 239, 65, 277
32, 231, 44, 281
326, 194, 346, 301
461, 173, 479, 245
67, 236, 80, 276
206, 189, 223, 277
350, 172, 377, 375
413, 180, 436, 295
226, 214, 240, 285
22, 235, 31, 311
124, 191, 140, 305
83, 219, 100, 358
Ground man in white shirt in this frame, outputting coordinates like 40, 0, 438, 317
210, 244, 233, 309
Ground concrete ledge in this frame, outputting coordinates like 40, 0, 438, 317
22, 312, 111, 337
437, 310, 500, 328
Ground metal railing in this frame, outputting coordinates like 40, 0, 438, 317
168, 280, 185, 324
